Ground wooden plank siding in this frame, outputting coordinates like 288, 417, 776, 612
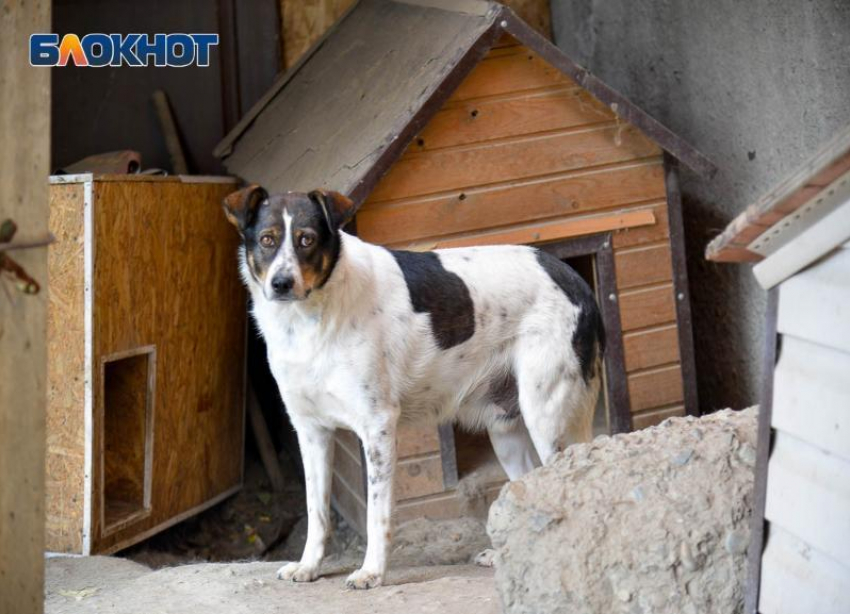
755, 249, 850, 614
759, 526, 850, 614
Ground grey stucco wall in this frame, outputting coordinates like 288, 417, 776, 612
552, 0, 850, 411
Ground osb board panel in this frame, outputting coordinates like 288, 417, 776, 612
632, 405, 684, 430
628, 364, 684, 413
619, 284, 676, 332
395, 454, 444, 501
623, 325, 680, 372
369, 123, 661, 202
409, 86, 611, 152
89, 179, 246, 553
103, 353, 150, 516
359, 161, 666, 245
46, 182, 86, 553
614, 243, 674, 290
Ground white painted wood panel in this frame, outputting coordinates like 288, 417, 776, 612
754, 197, 850, 289
777, 246, 850, 353
760, 526, 850, 614
765, 431, 850, 568
772, 335, 850, 462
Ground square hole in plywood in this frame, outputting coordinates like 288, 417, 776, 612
101, 346, 155, 534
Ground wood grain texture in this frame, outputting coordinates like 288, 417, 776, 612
500, 0, 551, 38
45, 177, 247, 555
618, 284, 677, 332
623, 325, 680, 372
369, 124, 662, 202
614, 243, 674, 290
334, 437, 365, 498
397, 424, 442, 458
631, 405, 685, 430
759, 526, 850, 614
409, 86, 611, 152
102, 349, 154, 531
765, 431, 850, 569
0, 2, 50, 611
627, 364, 684, 412
397, 209, 655, 250
45, 183, 87, 553
280, 0, 357, 68
395, 455, 445, 500
359, 161, 665, 245
611, 203, 670, 248
775, 245, 850, 353
449, 45, 574, 102
772, 335, 850, 462
331, 473, 367, 536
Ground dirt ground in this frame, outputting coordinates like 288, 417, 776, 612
45, 556, 498, 614
47, 452, 498, 613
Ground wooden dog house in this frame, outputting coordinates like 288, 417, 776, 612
45, 174, 247, 554
708, 126, 850, 614
215, 0, 713, 534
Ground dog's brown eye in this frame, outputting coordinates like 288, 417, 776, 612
298, 234, 315, 249
259, 235, 276, 248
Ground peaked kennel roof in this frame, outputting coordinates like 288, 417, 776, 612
215, 0, 714, 206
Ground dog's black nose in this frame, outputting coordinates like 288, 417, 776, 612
271, 274, 294, 295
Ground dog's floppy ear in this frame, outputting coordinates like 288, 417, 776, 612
308, 189, 355, 232
223, 184, 267, 232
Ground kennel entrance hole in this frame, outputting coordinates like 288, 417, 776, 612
102, 348, 154, 531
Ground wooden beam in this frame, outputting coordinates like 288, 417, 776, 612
401, 209, 655, 250
0, 1, 51, 613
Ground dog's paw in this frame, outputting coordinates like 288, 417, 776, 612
344, 568, 383, 590
276, 561, 319, 583
474, 548, 497, 567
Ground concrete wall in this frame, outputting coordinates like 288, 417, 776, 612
551, 0, 850, 411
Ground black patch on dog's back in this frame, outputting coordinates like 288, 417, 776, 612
389, 250, 475, 350
535, 250, 606, 382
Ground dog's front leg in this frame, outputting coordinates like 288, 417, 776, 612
276, 418, 334, 582
346, 415, 398, 589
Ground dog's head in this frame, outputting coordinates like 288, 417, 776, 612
223, 185, 355, 302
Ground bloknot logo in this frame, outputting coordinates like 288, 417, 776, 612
29, 33, 219, 67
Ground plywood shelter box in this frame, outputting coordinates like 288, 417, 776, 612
215, 0, 714, 534
708, 126, 850, 614
45, 174, 247, 554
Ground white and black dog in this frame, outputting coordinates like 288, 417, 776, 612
223, 185, 605, 589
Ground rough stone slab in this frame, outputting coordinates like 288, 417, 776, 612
488, 408, 758, 614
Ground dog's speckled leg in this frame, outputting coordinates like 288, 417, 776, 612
347, 414, 398, 589
277, 419, 334, 583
